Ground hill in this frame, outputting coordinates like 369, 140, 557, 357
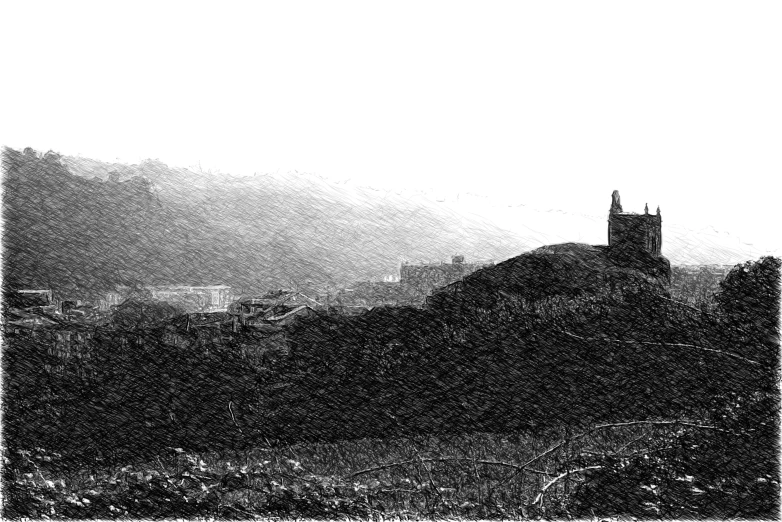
426, 241, 671, 311
2, 147, 526, 301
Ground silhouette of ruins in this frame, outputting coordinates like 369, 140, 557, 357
608, 190, 662, 256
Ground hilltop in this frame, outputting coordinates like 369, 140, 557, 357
427, 241, 671, 311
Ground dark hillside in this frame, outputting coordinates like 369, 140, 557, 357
3, 239, 777, 518
427, 242, 671, 312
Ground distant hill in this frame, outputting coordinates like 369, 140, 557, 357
2, 147, 527, 301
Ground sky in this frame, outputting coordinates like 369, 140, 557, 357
2, 1, 780, 259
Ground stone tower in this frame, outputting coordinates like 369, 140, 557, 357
608, 191, 662, 256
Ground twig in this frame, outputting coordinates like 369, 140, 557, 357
349, 456, 538, 479
418, 453, 444, 510
593, 419, 721, 431
521, 419, 720, 471
228, 401, 243, 434
613, 430, 652, 455
562, 330, 761, 366
531, 466, 603, 507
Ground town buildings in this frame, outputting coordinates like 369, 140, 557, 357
100, 285, 233, 313
230, 290, 323, 328
337, 255, 495, 310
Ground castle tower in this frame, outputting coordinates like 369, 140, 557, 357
610, 190, 623, 214
608, 191, 662, 256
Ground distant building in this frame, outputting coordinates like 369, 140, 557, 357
100, 285, 232, 313
4, 309, 59, 330
60, 301, 103, 323
230, 290, 323, 327
148, 285, 232, 313
7, 289, 59, 316
3, 289, 63, 331
608, 190, 662, 256
400, 255, 494, 299
337, 255, 495, 310
16, 289, 54, 304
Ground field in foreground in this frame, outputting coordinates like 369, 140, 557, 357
5, 418, 777, 520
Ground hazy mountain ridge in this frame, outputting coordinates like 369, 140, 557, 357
3, 147, 764, 303
3, 148, 526, 301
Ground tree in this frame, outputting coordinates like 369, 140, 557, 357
714, 256, 780, 365
570, 257, 781, 519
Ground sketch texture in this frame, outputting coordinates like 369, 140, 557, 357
1, 147, 779, 519
1, 3, 780, 519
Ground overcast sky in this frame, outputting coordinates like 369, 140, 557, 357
2, 1, 780, 258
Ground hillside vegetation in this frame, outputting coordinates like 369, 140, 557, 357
3, 253, 778, 518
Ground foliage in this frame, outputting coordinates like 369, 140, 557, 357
568, 256, 781, 517
2, 257, 779, 518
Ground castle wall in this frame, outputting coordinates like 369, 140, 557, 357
608, 213, 662, 256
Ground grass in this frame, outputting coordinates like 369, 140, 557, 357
3, 425, 676, 519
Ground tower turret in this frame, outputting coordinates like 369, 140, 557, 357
610, 190, 623, 214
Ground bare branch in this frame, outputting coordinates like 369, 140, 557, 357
562, 331, 761, 366
592, 419, 721, 431
349, 419, 719, 497
652, 293, 704, 313
612, 431, 652, 455
531, 466, 603, 507
521, 419, 721, 471
348, 457, 553, 479
228, 401, 243, 434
